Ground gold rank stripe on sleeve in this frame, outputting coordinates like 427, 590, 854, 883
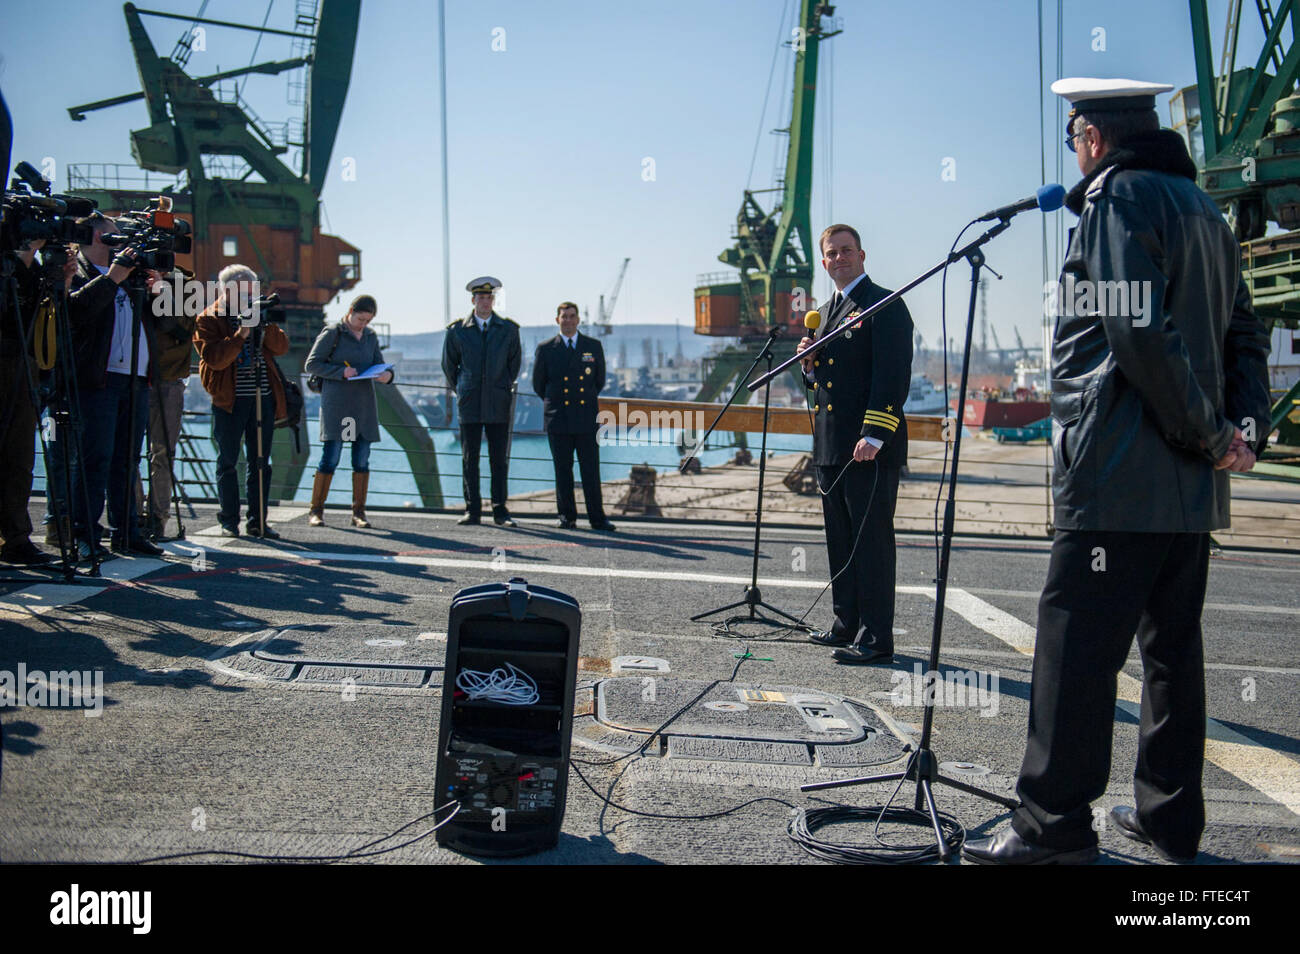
862, 410, 900, 431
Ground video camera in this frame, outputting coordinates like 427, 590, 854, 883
242, 291, 288, 326
101, 196, 193, 272
1, 161, 98, 251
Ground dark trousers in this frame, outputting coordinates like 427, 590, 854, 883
144, 377, 186, 532
460, 421, 510, 517
548, 429, 605, 524
0, 354, 38, 546
212, 393, 275, 531
1012, 530, 1210, 857
76, 372, 150, 545
816, 460, 900, 650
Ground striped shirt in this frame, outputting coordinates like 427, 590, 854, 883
227, 315, 270, 397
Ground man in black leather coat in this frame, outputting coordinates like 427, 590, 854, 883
441, 276, 522, 526
965, 79, 1272, 865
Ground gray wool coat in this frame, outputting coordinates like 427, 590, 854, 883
304, 322, 392, 442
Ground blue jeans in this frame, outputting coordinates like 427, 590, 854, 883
316, 439, 371, 475
75, 372, 150, 544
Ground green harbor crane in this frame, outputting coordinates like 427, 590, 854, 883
693, 0, 840, 406
1177, 0, 1300, 445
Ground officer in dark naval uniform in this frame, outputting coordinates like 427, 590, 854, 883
799, 224, 913, 665
963, 79, 1271, 865
533, 301, 616, 532
441, 276, 522, 526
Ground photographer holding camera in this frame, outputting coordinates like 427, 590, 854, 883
194, 264, 289, 538
64, 212, 164, 560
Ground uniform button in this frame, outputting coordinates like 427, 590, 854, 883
828, 358, 834, 365
564, 376, 569, 381
827, 381, 832, 388
813, 382, 819, 389
827, 404, 833, 412
565, 400, 570, 405
564, 388, 569, 393
814, 360, 820, 368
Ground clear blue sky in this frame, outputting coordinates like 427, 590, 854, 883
1, 0, 1249, 345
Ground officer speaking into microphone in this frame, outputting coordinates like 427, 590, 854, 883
799, 224, 914, 665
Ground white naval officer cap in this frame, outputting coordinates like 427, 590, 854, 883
1051, 77, 1174, 119
466, 276, 502, 295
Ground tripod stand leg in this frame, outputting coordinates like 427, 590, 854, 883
754, 601, 811, 625
690, 599, 750, 622
917, 777, 951, 860
934, 773, 1019, 810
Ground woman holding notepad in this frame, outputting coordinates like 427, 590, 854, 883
304, 294, 394, 528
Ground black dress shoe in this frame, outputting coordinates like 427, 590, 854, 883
457, 514, 481, 526
220, 525, 240, 538
112, 537, 164, 556
556, 517, 578, 530
809, 630, 852, 647
589, 519, 616, 532
0, 541, 56, 565
493, 514, 517, 528
77, 541, 113, 563
833, 645, 894, 665
246, 523, 281, 540
1109, 806, 1196, 864
962, 827, 1099, 865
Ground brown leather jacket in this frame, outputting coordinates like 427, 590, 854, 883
194, 302, 289, 417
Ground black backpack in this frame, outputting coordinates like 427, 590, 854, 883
269, 357, 306, 453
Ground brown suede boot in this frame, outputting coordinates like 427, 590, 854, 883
309, 472, 333, 526
351, 471, 371, 528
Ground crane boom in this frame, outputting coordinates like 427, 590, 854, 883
595, 257, 631, 336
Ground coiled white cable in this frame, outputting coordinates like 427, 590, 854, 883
455, 662, 540, 706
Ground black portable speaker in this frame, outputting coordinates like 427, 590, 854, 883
434, 577, 581, 857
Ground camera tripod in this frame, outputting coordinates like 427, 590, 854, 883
0, 245, 99, 580
119, 268, 187, 549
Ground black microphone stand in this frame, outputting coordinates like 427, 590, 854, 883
790, 219, 1024, 861
686, 325, 811, 629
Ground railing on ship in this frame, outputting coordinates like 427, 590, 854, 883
33, 378, 1300, 550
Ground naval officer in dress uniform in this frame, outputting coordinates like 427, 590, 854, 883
533, 302, 616, 531
799, 224, 913, 665
441, 276, 522, 526
963, 79, 1271, 865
